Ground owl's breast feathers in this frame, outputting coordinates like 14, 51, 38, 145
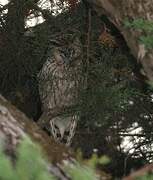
38, 59, 82, 110
37, 36, 83, 145
38, 36, 83, 111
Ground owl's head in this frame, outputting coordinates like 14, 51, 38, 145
51, 36, 82, 65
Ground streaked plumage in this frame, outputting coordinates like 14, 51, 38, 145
38, 35, 83, 146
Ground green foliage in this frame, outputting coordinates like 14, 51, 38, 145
82, 47, 137, 128
76, 149, 110, 168
124, 18, 153, 49
65, 151, 109, 180
15, 137, 54, 180
136, 173, 153, 180
66, 163, 98, 180
0, 137, 55, 180
0, 148, 16, 180
0, 137, 101, 180
124, 18, 153, 32
71, 150, 110, 180
139, 35, 153, 49
86, 154, 110, 168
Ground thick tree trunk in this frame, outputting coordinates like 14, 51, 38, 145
85, 0, 153, 82
0, 95, 72, 163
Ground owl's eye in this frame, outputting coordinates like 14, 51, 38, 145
50, 39, 61, 46
54, 50, 67, 64
58, 48, 71, 64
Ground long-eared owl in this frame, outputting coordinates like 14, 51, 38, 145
37, 34, 83, 146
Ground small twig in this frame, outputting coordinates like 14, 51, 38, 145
84, 6, 91, 87
118, 133, 146, 137
86, 8, 91, 69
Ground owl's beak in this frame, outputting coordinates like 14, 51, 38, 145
53, 49, 64, 65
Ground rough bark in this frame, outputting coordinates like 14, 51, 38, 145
0, 95, 111, 179
85, 0, 153, 82
0, 94, 73, 163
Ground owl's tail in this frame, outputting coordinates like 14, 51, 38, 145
65, 115, 77, 146
50, 115, 78, 146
